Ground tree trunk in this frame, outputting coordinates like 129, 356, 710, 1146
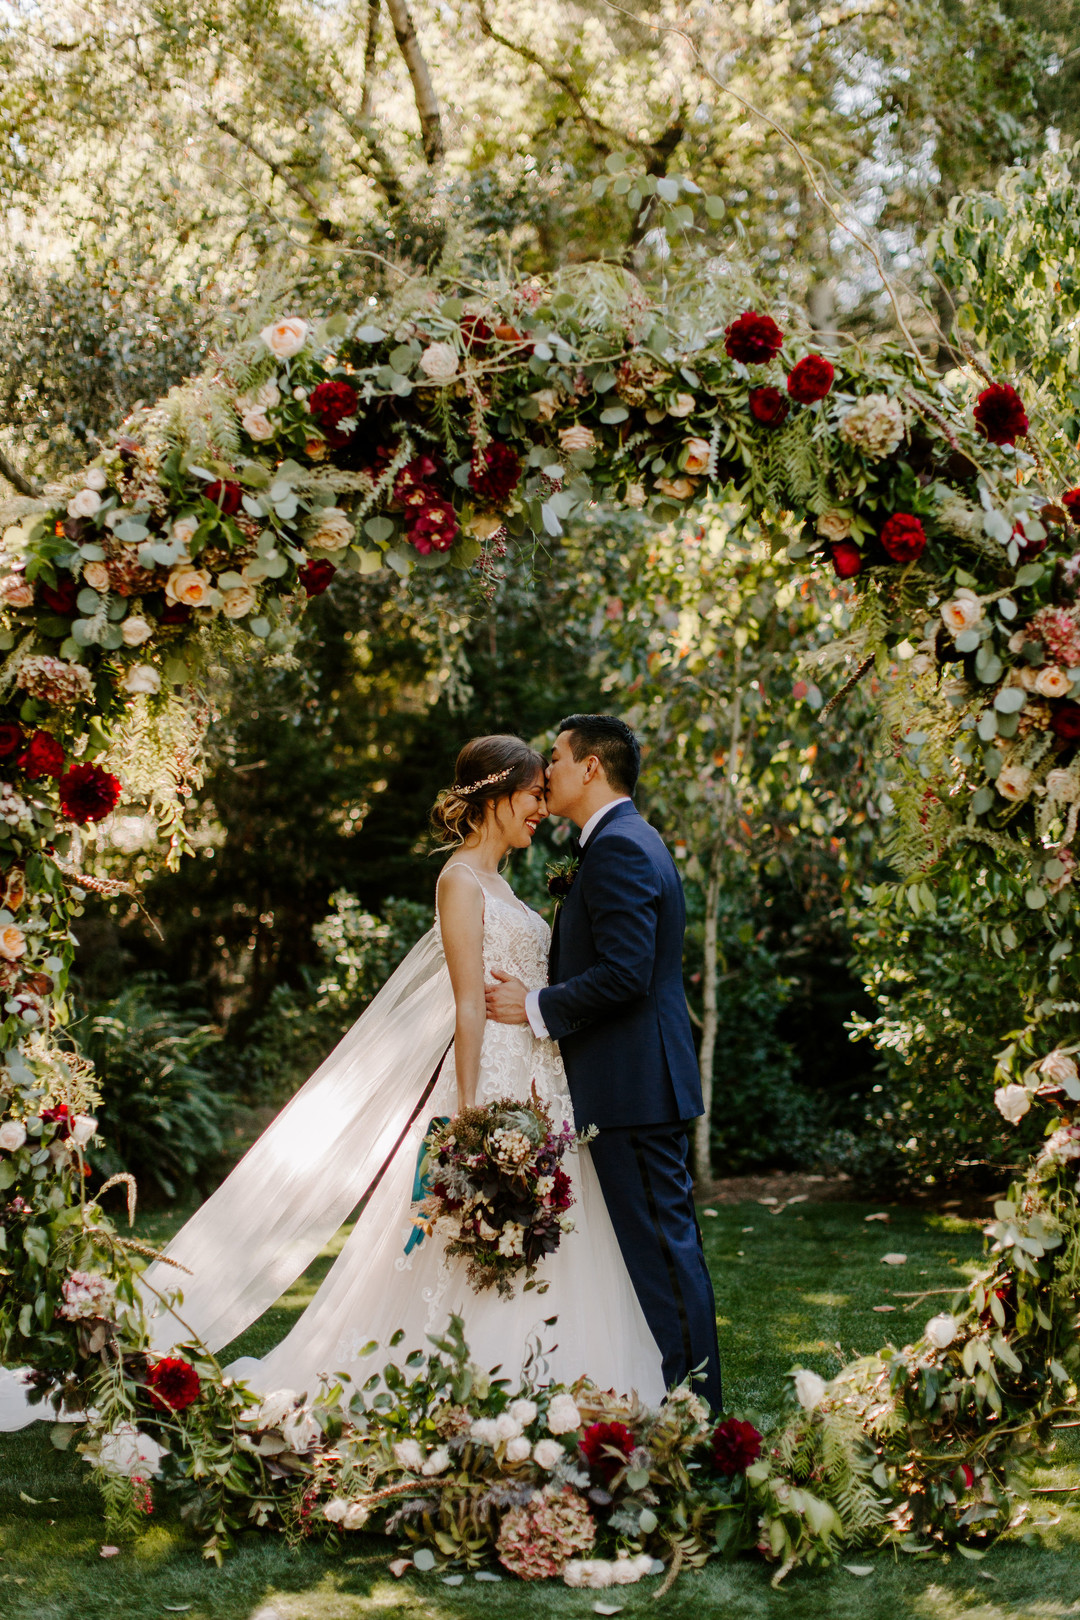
693, 848, 722, 1184
384, 0, 443, 164
0, 446, 41, 499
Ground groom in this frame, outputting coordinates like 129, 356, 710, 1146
486, 714, 722, 1411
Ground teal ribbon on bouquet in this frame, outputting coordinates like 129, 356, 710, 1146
404, 1116, 450, 1256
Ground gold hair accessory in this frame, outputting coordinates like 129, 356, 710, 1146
454, 765, 515, 795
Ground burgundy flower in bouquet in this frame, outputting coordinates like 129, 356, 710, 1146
1063, 488, 1080, 524
1052, 703, 1080, 744
748, 386, 790, 428
58, 763, 122, 824
298, 559, 337, 597
710, 1416, 763, 1478
407, 495, 458, 555
786, 354, 834, 404
18, 731, 65, 781
309, 380, 359, 448
1012, 522, 1047, 560
145, 1356, 201, 1413
204, 479, 244, 515
580, 1420, 635, 1484
830, 540, 863, 579
394, 455, 439, 508
725, 311, 784, 366
460, 314, 494, 351
39, 578, 79, 616
41, 1103, 71, 1139
880, 512, 927, 563
0, 725, 22, 762
159, 601, 192, 625
469, 442, 522, 505
973, 383, 1029, 446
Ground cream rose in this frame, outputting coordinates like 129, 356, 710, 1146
82, 561, 111, 592
817, 511, 853, 542
221, 584, 257, 620
656, 475, 695, 500
793, 1369, 827, 1411
282, 1408, 320, 1454
682, 436, 712, 475
309, 509, 354, 553
392, 1438, 424, 1471
533, 1437, 564, 1469
495, 1411, 523, 1442
996, 763, 1033, 801
418, 342, 459, 383
71, 1114, 98, 1148
0, 576, 34, 609
121, 616, 153, 647
940, 593, 982, 636
545, 1393, 581, 1435
925, 1313, 959, 1350
534, 388, 561, 422
254, 381, 281, 409
165, 566, 213, 608
509, 1398, 537, 1426
322, 1498, 348, 1524
1046, 769, 1080, 802
83, 468, 108, 492
0, 925, 26, 963
505, 1436, 532, 1463
994, 1083, 1031, 1124
469, 1417, 499, 1446
171, 515, 199, 548
1040, 1050, 1079, 1089
1036, 666, 1071, 698
121, 664, 161, 696
558, 424, 595, 454
241, 408, 275, 442
0, 1121, 26, 1152
624, 483, 647, 509
422, 1446, 451, 1475
67, 488, 102, 519
259, 316, 309, 359
667, 393, 696, 418
343, 1502, 370, 1529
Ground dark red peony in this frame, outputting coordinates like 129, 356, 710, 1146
159, 601, 192, 625
460, 314, 494, 351
1051, 703, 1080, 744
1012, 522, 1046, 559
725, 310, 784, 365
469, 442, 522, 505
973, 383, 1029, 446
145, 1356, 201, 1414
1062, 488, 1080, 524
18, 731, 65, 780
580, 1420, 635, 1483
407, 496, 458, 554
0, 725, 22, 762
748, 386, 790, 428
204, 479, 244, 515
58, 763, 123, 824
786, 354, 835, 404
308, 380, 359, 448
830, 540, 864, 579
710, 1416, 763, 1478
549, 1166, 573, 1210
41, 1103, 71, 1139
298, 560, 337, 597
394, 455, 439, 508
880, 512, 927, 563
40, 578, 79, 616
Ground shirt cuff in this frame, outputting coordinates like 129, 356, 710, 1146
525, 989, 550, 1040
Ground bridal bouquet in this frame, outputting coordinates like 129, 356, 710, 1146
413, 1092, 578, 1297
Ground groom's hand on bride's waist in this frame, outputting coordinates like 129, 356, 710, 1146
485, 969, 529, 1024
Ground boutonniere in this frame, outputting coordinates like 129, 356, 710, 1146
546, 855, 580, 901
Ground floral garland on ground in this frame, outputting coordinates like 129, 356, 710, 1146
1, 261, 1079, 1576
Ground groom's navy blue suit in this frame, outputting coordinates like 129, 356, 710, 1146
537, 801, 722, 1410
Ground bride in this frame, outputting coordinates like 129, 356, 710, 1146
136, 733, 665, 1404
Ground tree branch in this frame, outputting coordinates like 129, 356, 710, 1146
0, 447, 42, 500
361, 0, 381, 121
473, 0, 618, 152
211, 115, 341, 239
384, 0, 443, 164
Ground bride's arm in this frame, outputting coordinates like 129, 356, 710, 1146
437, 866, 487, 1112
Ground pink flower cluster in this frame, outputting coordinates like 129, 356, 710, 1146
496, 1485, 596, 1579
1030, 606, 1080, 668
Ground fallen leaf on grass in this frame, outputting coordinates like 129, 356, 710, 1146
758, 1196, 778, 1205
594, 1605, 623, 1615
872, 1305, 897, 1313
741, 1226, 754, 1233
18, 1492, 55, 1505
474, 1570, 502, 1581
978, 1572, 997, 1581
388, 1558, 412, 1578
441, 1575, 464, 1586
99, 1546, 120, 1558
843, 1564, 875, 1576
881, 1252, 907, 1265
865, 1212, 891, 1223
162, 1608, 192, 1613
701, 1208, 719, 1218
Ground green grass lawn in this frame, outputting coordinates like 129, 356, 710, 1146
3, 1197, 1079, 1620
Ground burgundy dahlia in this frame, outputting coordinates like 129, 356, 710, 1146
407, 496, 458, 555
159, 601, 192, 626
748, 386, 790, 428
710, 1416, 763, 1478
830, 540, 863, 579
39, 578, 79, 616
0, 725, 22, 762
880, 512, 927, 563
204, 479, 244, 515
469, 442, 522, 505
973, 383, 1029, 446
145, 1356, 201, 1414
725, 310, 784, 366
58, 763, 122, 824
786, 354, 835, 404
460, 314, 494, 352
394, 455, 439, 507
580, 1420, 635, 1483
1051, 703, 1080, 744
18, 731, 65, 781
1062, 488, 1080, 524
308, 380, 359, 448
298, 559, 337, 597
1012, 522, 1047, 560
41, 1103, 71, 1139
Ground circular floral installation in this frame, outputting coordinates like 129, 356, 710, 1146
0, 263, 1078, 1577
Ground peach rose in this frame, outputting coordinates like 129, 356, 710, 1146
83, 468, 108, 492
1046, 769, 1080, 802
817, 511, 853, 542
241, 408, 274, 442
221, 584, 257, 619
558, 425, 595, 454
82, 561, 111, 592
996, 762, 1032, 801
940, 593, 982, 636
683, 436, 712, 475
1036, 666, 1071, 698
656, 475, 696, 500
418, 342, 459, 383
534, 388, 561, 422
165, 565, 213, 608
624, 483, 646, 509
67, 488, 102, 519
0, 576, 34, 609
667, 393, 696, 418
0, 925, 26, 962
259, 316, 309, 359
121, 616, 153, 647
308, 509, 354, 552
172, 515, 199, 548
121, 664, 161, 695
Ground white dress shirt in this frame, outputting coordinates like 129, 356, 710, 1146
525, 797, 631, 1039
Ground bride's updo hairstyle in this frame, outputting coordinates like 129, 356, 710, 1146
431, 734, 546, 846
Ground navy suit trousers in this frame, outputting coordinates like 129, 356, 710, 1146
588, 1124, 722, 1412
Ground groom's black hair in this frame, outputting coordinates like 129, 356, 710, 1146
557, 714, 641, 796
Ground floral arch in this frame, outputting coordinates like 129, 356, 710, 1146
1, 260, 1078, 1576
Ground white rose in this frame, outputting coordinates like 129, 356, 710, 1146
495, 1411, 523, 1442
624, 483, 646, 509
1040, 1050, 1079, 1089
817, 511, 853, 542
309, 509, 354, 553
171, 515, 199, 548
422, 1446, 451, 1475
282, 1407, 321, 1454
545, 1393, 582, 1435
165, 565, 213, 608
509, 1398, 537, 1426
71, 1115, 97, 1148
343, 1501, 370, 1529
259, 316, 309, 359
469, 1416, 499, 1446
925, 1313, 959, 1350
292, 387, 308, 402
67, 488, 102, 519
392, 1438, 424, 1471
322, 1497, 349, 1523
254, 381, 281, 409
221, 584, 257, 620
82, 561, 111, 592
241, 408, 275, 442
1046, 770, 1080, 802
534, 388, 561, 422
505, 1436, 532, 1462
121, 664, 161, 696
252, 1389, 298, 1430
83, 468, 108, 491
584, 1560, 614, 1587
97, 1422, 167, 1478
1036, 666, 1071, 698
996, 763, 1033, 802
793, 1369, 827, 1411
994, 1083, 1031, 1125
418, 342, 459, 383
533, 1438, 564, 1469
121, 616, 153, 647
563, 1562, 587, 1588
941, 594, 982, 636
0, 1121, 26, 1152
667, 393, 696, 418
